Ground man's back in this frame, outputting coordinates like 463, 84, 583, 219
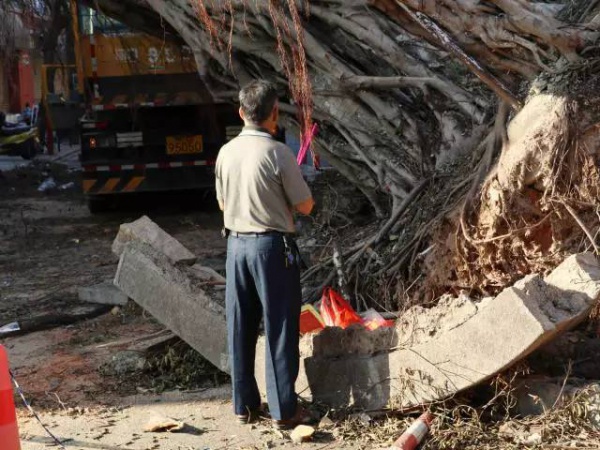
219, 80, 314, 427
216, 128, 311, 233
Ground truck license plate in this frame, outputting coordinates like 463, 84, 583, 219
166, 135, 203, 155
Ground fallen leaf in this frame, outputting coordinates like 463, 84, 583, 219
319, 415, 335, 429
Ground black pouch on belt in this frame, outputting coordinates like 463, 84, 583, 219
283, 236, 308, 271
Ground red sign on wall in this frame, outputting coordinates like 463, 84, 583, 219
16, 50, 34, 110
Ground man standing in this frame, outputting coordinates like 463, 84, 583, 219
215, 80, 314, 429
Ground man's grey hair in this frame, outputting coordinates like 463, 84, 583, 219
239, 80, 278, 124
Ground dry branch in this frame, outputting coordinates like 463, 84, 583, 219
396, 2, 523, 110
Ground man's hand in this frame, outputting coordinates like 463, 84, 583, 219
294, 197, 315, 215
218, 200, 224, 211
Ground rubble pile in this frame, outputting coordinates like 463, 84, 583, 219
109, 216, 600, 412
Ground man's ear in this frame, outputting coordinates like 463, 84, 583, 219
271, 104, 279, 122
239, 107, 245, 121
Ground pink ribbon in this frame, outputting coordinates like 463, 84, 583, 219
296, 122, 318, 166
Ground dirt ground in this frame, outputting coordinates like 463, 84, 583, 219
0, 161, 364, 449
17, 387, 362, 450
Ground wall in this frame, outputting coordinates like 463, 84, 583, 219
0, 51, 40, 113
0, 62, 9, 112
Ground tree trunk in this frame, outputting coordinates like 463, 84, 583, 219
87, 0, 600, 308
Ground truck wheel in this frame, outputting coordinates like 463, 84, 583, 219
87, 197, 109, 214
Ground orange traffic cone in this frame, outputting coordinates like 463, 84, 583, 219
0, 345, 21, 450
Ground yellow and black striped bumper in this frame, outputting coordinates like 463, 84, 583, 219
82, 160, 216, 196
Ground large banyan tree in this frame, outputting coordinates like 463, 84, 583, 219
87, 0, 600, 309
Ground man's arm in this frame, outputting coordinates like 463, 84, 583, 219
294, 197, 314, 215
279, 147, 314, 216
215, 155, 225, 211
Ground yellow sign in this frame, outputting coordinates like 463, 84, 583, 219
166, 135, 203, 155
80, 35, 197, 78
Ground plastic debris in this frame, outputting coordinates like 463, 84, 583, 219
361, 308, 395, 331
37, 177, 56, 192
299, 304, 325, 335
58, 182, 75, 190
0, 322, 20, 335
320, 287, 363, 329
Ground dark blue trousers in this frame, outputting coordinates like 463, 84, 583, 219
225, 234, 302, 421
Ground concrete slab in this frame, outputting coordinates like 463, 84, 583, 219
112, 221, 600, 412
78, 280, 128, 306
302, 253, 600, 410
114, 240, 228, 372
112, 216, 196, 265
188, 264, 226, 284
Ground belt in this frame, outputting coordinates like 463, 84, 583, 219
225, 229, 307, 270
228, 230, 294, 238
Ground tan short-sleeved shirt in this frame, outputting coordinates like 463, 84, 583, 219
215, 126, 312, 233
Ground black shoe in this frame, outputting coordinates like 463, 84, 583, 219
236, 407, 264, 425
273, 407, 315, 430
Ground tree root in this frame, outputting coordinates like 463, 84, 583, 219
559, 200, 600, 255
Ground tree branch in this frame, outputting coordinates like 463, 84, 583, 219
396, 2, 523, 110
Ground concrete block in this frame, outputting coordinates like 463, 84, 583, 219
393, 293, 482, 347
543, 253, 600, 324
112, 216, 196, 265
300, 253, 600, 410
114, 240, 229, 372
78, 280, 128, 306
188, 264, 226, 284
114, 244, 599, 412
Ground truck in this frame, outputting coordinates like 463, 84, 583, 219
70, 1, 241, 212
